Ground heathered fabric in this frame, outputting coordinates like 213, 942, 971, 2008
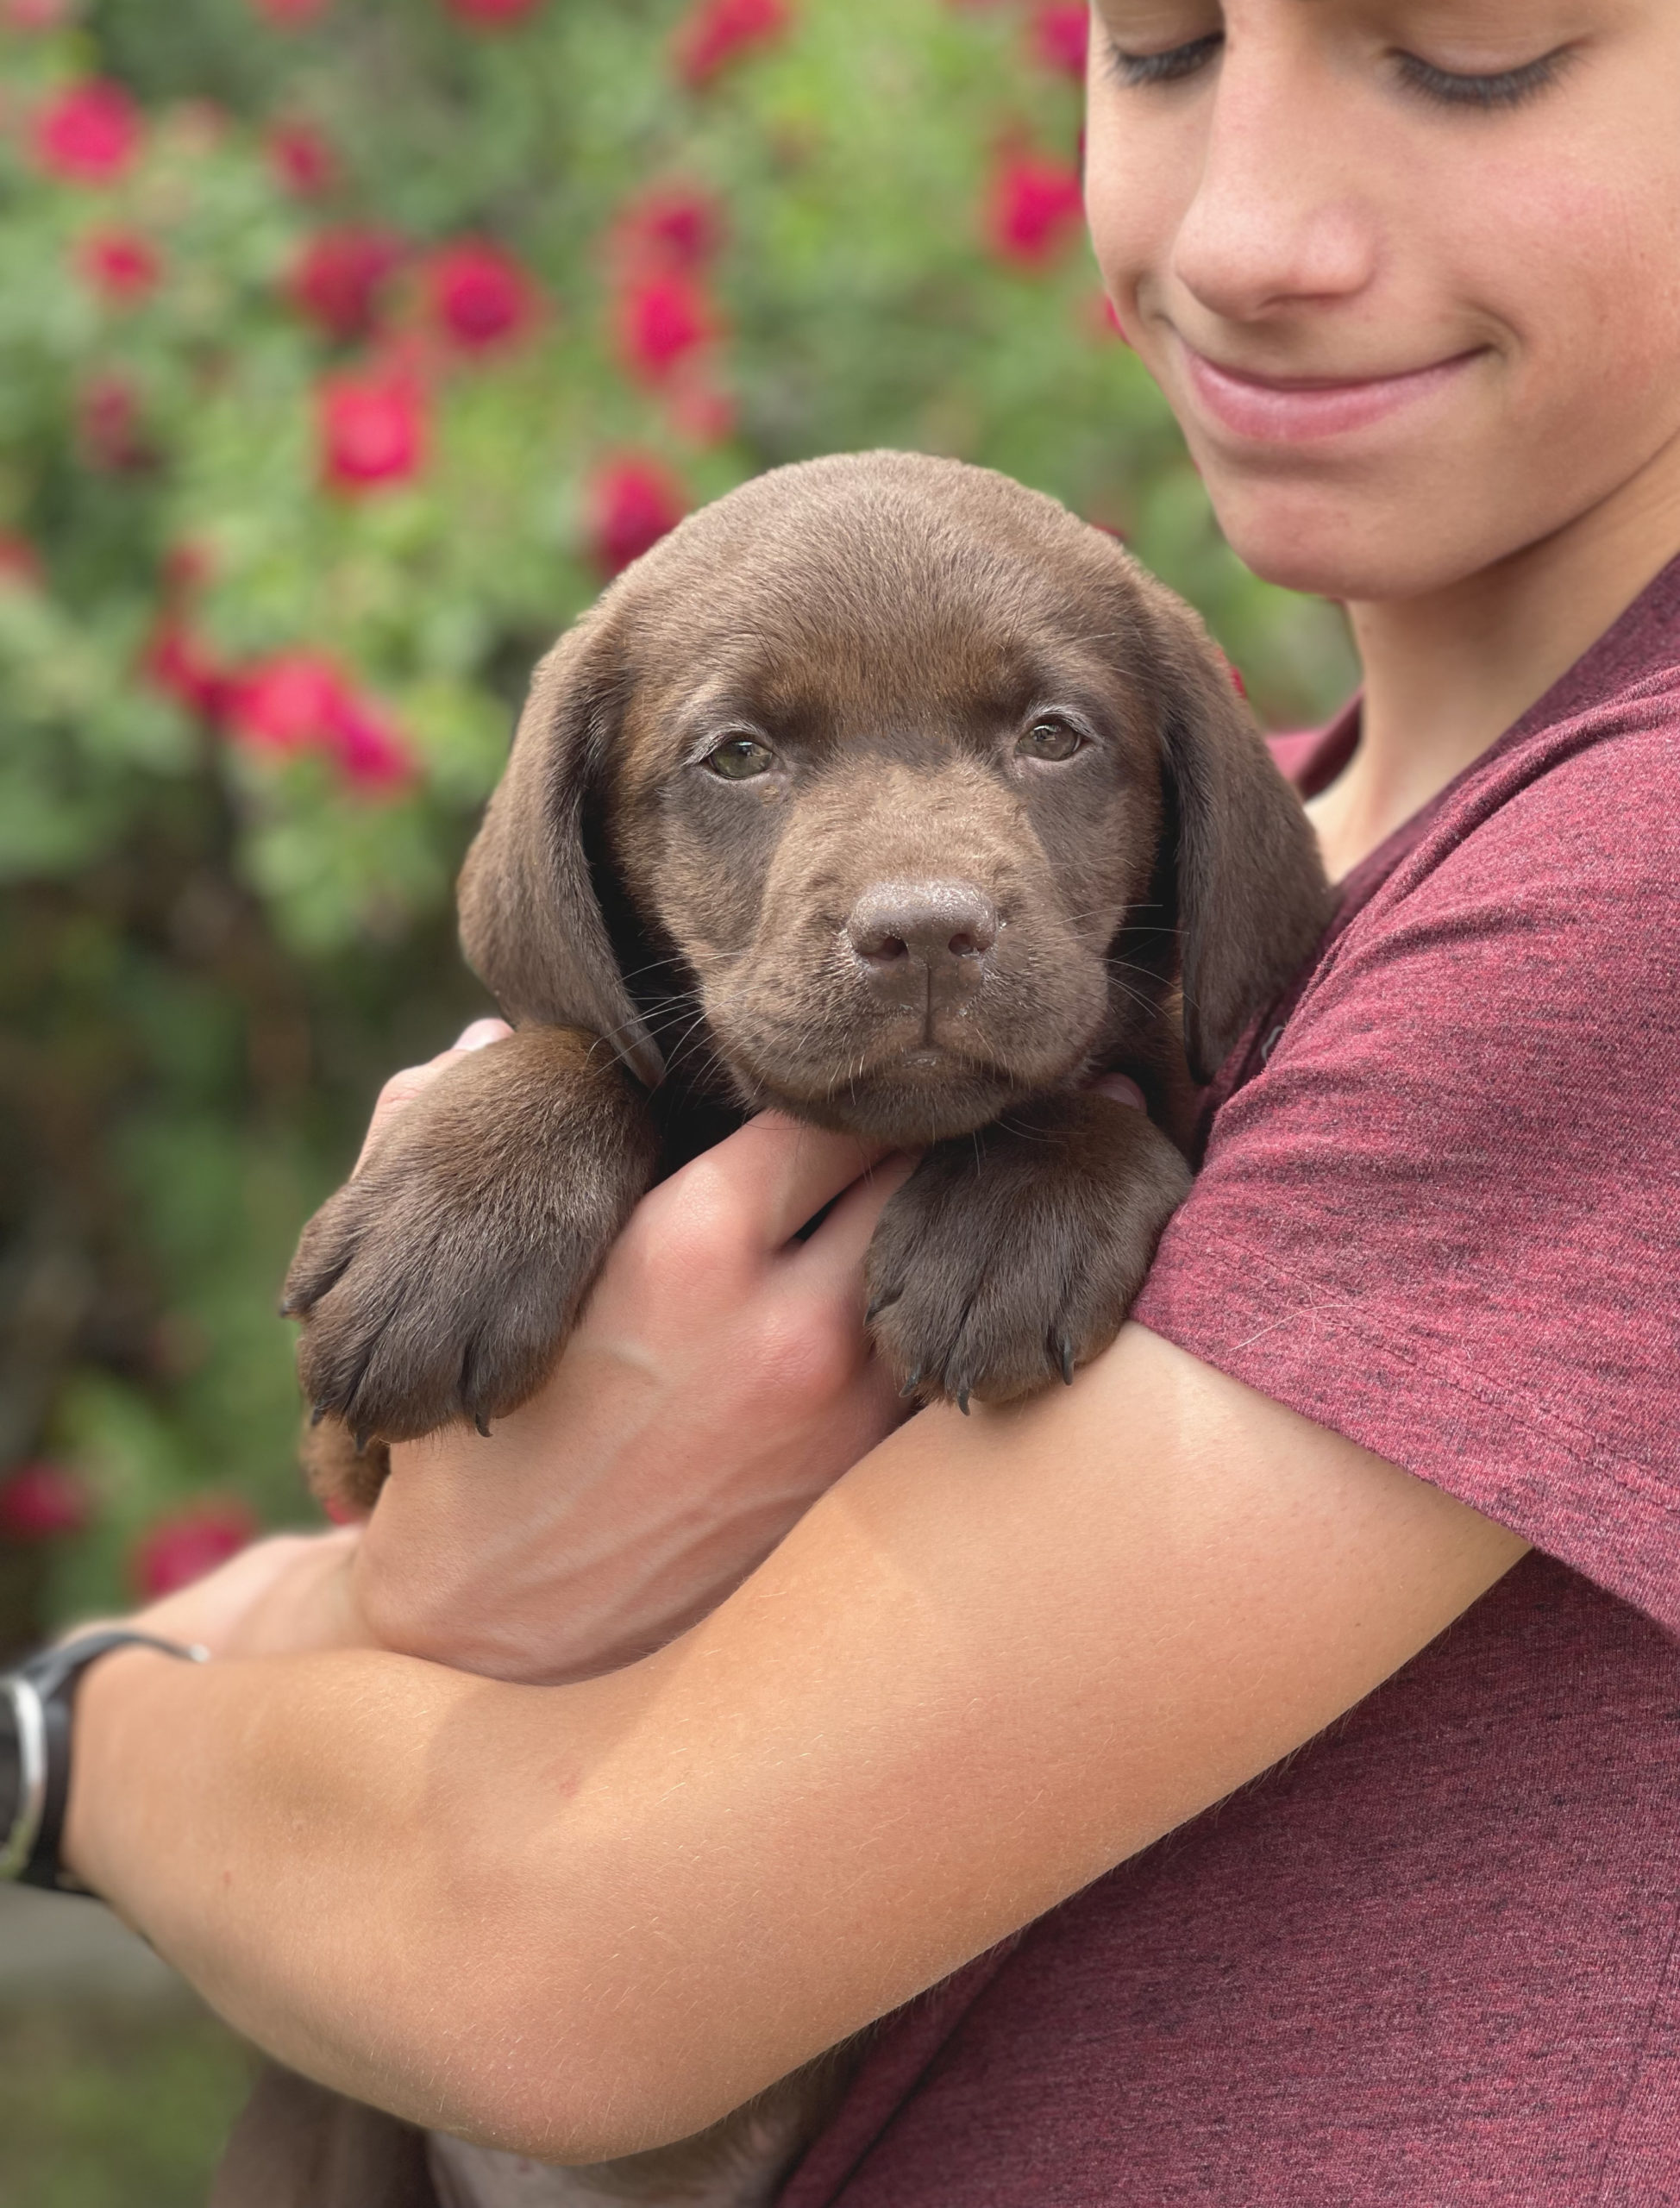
778, 556, 1680, 2206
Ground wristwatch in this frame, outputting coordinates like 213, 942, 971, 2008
0, 1631, 208, 1896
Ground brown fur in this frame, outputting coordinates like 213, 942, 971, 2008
254, 452, 1329, 2207
285, 452, 1327, 1492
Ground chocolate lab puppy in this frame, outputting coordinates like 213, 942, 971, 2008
285, 450, 1327, 1518
246, 452, 1326, 2208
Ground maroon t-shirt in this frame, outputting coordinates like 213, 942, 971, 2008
779, 556, 1680, 2206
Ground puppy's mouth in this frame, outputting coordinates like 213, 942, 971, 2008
728, 1038, 1073, 1146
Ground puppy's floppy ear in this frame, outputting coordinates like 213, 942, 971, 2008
1148, 601, 1332, 1085
457, 608, 664, 1089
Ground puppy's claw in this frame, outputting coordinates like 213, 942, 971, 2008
474, 1414, 492, 1440
1057, 1333, 1075, 1387
956, 1386, 972, 1417
310, 1401, 329, 1428
900, 1367, 924, 1400
279, 1295, 301, 1320
866, 1289, 902, 1326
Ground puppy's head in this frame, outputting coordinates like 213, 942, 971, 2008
460, 453, 1328, 1144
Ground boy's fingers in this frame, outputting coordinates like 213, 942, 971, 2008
354, 1020, 513, 1172
679, 1111, 898, 1254
791, 1150, 918, 1293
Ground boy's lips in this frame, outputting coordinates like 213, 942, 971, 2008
1177, 339, 1482, 445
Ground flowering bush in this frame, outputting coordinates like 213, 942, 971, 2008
0, 0, 1351, 1639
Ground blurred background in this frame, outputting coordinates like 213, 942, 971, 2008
0, 0, 1355, 2196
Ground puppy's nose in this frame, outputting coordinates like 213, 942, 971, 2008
846, 880, 1000, 982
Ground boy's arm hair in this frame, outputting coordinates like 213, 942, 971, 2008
66, 1321, 1524, 2164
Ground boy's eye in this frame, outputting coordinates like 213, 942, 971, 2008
1393, 47, 1574, 112
1106, 31, 1222, 88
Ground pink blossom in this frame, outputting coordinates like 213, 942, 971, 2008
616, 269, 716, 385
0, 536, 44, 591
78, 227, 162, 304
986, 151, 1085, 267
444, 0, 545, 23
586, 455, 688, 576
224, 651, 412, 791
4, 0, 76, 28
251, 0, 332, 23
318, 368, 428, 492
33, 81, 142, 185
226, 652, 348, 756
146, 618, 229, 720
426, 240, 537, 352
615, 185, 724, 274
673, 0, 792, 88
132, 1500, 258, 1599
0, 1463, 91, 1542
77, 373, 150, 471
328, 690, 414, 790
1029, 2, 1088, 78
267, 119, 338, 197
289, 227, 405, 343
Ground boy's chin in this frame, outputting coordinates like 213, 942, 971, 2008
1208, 478, 1481, 606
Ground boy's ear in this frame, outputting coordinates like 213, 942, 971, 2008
456, 610, 665, 1090
1150, 605, 1333, 1086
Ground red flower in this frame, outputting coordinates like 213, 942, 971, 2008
33, 81, 142, 186
0, 536, 44, 592
290, 227, 405, 343
226, 652, 347, 756
77, 373, 150, 470
146, 618, 229, 719
224, 652, 413, 790
616, 269, 716, 385
4, 0, 75, 27
586, 455, 688, 576
251, 0, 332, 23
673, 0, 792, 88
318, 369, 427, 492
328, 690, 414, 790
0, 1463, 91, 1542
444, 0, 545, 22
615, 185, 724, 274
1030, 2, 1088, 78
132, 1500, 258, 1599
987, 151, 1085, 267
78, 228, 162, 305
267, 119, 338, 197
425, 240, 536, 352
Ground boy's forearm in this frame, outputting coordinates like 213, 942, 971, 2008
66, 1643, 585, 2140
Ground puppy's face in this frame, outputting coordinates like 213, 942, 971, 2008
459, 454, 1330, 1140
605, 555, 1167, 1145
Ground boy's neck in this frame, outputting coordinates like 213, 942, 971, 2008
1312, 443, 1680, 881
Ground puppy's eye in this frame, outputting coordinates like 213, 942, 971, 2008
1018, 719, 1085, 763
705, 737, 776, 781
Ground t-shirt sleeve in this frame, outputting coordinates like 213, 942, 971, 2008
1131, 730, 1680, 1634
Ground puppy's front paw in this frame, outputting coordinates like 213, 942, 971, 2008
282, 1028, 658, 1447
864, 1093, 1191, 1411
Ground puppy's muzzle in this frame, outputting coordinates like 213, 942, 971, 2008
845, 878, 1000, 1014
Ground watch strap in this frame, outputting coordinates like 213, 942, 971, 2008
2, 1629, 208, 1897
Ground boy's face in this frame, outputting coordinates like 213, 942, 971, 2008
1085, 0, 1680, 601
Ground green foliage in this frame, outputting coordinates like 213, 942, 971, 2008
0, 0, 1354, 1640
0, 1998, 255, 2208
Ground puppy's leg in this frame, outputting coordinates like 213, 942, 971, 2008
284, 1027, 660, 1475
864, 1092, 1192, 1410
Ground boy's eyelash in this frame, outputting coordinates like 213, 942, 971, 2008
1105, 34, 1221, 89
1104, 34, 1573, 111
1393, 48, 1572, 111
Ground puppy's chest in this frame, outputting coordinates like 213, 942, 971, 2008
428, 2115, 800, 2208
